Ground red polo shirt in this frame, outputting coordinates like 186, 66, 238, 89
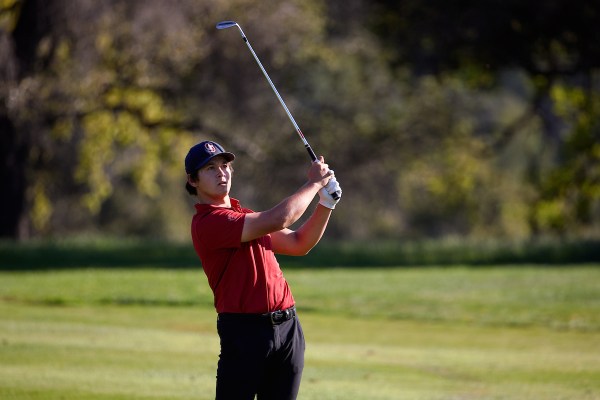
191, 198, 295, 314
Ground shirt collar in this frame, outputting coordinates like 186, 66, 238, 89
195, 198, 242, 214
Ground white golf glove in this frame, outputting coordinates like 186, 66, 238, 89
318, 176, 342, 209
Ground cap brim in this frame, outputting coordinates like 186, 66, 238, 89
222, 152, 235, 162
191, 152, 235, 172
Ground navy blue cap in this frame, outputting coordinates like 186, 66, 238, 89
185, 141, 235, 174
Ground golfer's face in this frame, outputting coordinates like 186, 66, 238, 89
197, 156, 233, 199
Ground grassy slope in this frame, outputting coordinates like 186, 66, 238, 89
1, 266, 599, 399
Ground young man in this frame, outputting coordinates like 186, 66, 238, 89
185, 140, 341, 400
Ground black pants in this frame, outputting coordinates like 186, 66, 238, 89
215, 311, 305, 400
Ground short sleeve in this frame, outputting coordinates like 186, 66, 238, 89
193, 208, 246, 250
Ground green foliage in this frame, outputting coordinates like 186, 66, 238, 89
2, 0, 599, 240
1, 237, 599, 270
532, 81, 600, 234
0, 0, 21, 32
368, 0, 600, 239
370, 0, 600, 76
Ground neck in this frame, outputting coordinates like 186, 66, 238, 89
197, 194, 231, 208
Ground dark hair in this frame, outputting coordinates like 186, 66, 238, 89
186, 171, 198, 195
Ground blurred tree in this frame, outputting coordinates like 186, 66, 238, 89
1, 0, 191, 238
534, 80, 600, 234
0, 0, 338, 239
1, 0, 598, 241
370, 0, 600, 236
1, 0, 55, 238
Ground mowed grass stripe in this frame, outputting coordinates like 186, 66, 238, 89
1, 266, 599, 330
1, 266, 600, 399
0, 305, 218, 400
1, 304, 599, 400
299, 313, 600, 399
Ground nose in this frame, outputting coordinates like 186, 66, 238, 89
217, 165, 229, 176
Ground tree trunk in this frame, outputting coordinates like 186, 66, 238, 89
0, 117, 28, 239
0, 0, 52, 239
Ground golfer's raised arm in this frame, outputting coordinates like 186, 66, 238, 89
241, 159, 331, 242
270, 204, 332, 256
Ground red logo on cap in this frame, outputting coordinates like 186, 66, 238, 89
205, 143, 217, 153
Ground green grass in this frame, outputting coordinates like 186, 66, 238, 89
1, 266, 599, 399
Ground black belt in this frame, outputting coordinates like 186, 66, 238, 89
218, 306, 297, 325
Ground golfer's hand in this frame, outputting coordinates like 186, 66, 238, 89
308, 156, 333, 187
319, 176, 342, 209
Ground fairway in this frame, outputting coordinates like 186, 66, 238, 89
1, 266, 599, 399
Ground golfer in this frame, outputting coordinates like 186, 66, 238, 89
185, 140, 341, 399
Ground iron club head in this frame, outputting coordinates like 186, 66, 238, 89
216, 20, 246, 40
216, 21, 238, 30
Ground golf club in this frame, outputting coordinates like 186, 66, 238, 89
216, 20, 341, 200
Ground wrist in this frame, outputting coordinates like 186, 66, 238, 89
318, 200, 335, 210
305, 181, 324, 193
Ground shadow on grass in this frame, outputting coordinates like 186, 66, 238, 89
1, 237, 599, 270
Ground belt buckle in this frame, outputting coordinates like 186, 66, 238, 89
270, 310, 281, 325
270, 309, 290, 325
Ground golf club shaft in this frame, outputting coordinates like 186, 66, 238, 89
242, 38, 318, 162
218, 21, 317, 161
217, 21, 340, 200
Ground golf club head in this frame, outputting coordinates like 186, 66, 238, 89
216, 21, 238, 30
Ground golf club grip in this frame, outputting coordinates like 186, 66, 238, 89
306, 144, 340, 200
305, 145, 317, 162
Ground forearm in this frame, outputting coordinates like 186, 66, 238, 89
272, 182, 323, 229
242, 182, 321, 242
242, 159, 332, 243
273, 204, 332, 256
